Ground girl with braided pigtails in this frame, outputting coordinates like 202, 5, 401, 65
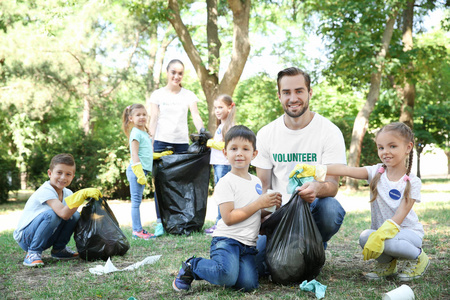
292, 122, 429, 281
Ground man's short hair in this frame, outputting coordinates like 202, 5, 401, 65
277, 67, 311, 93
224, 125, 257, 151
49, 153, 76, 170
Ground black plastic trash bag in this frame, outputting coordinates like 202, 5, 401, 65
74, 198, 130, 261
187, 129, 212, 154
153, 151, 211, 236
262, 193, 325, 285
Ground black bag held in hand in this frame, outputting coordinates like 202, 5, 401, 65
264, 193, 325, 285
153, 150, 211, 236
74, 198, 130, 261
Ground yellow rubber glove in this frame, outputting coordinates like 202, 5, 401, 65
289, 164, 327, 181
153, 150, 174, 160
206, 139, 225, 150
363, 219, 400, 260
65, 188, 102, 209
131, 163, 147, 185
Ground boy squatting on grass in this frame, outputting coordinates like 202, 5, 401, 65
173, 125, 282, 292
13, 153, 102, 267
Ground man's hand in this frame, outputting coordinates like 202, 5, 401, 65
65, 188, 102, 209
153, 150, 173, 160
296, 181, 322, 203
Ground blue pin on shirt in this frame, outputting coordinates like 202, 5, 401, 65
389, 189, 401, 200
255, 183, 263, 195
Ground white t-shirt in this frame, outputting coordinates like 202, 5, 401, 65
366, 164, 424, 238
252, 113, 346, 204
209, 123, 230, 166
13, 181, 73, 242
149, 87, 200, 144
212, 172, 263, 246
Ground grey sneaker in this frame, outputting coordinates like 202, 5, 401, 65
51, 247, 79, 260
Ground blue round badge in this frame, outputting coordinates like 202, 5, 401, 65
389, 189, 401, 200
255, 183, 262, 195
217, 127, 222, 134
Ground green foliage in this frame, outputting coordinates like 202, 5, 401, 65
233, 72, 283, 133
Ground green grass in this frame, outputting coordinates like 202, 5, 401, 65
1, 184, 449, 299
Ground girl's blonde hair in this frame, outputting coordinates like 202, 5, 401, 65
215, 94, 236, 138
122, 104, 149, 139
369, 122, 415, 205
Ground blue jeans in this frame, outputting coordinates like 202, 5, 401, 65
18, 209, 80, 254
256, 196, 346, 277
213, 164, 231, 223
126, 164, 149, 232
190, 237, 259, 292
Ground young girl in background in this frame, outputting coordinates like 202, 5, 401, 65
122, 104, 155, 240
295, 122, 429, 281
204, 95, 236, 234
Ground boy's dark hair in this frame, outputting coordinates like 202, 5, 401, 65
224, 125, 256, 150
277, 67, 311, 93
49, 153, 76, 170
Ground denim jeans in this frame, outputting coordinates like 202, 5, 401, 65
190, 237, 259, 292
256, 196, 346, 277
126, 164, 149, 232
213, 164, 231, 223
153, 141, 189, 221
18, 209, 80, 254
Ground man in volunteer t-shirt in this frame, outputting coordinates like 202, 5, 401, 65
252, 67, 347, 276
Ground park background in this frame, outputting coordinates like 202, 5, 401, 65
0, 1, 449, 299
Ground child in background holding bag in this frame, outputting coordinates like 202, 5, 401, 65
294, 122, 429, 281
122, 104, 155, 240
173, 125, 282, 292
204, 94, 236, 234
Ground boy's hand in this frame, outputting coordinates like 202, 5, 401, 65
131, 163, 147, 185
65, 188, 102, 209
259, 191, 282, 211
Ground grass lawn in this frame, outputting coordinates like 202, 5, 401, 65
0, 179, 449, 299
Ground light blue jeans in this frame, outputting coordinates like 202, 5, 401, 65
256, 196, 346, 277
213, 164, 231, 223
360, 228, 422, 263
18, 209, 80, 254
126, 164, 149, 232
190, 237, 259, 292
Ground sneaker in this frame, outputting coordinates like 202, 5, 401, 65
23, 252, 44, 267
398, 250, 430, 281
204, 225, 217, 234
155, 223, 164, 237
173, 256, 195, 292
365, 259, 398, 280
132, 229, 155, 240
51, 246, 79, 260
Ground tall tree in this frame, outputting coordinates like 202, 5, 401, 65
167, 0, 251, 131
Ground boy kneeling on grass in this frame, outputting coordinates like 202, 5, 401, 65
13, 153, 102, 267
173, 125, 282, 292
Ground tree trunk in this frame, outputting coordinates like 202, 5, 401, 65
346, 8, 399, 189
167, 0, 251, 133
446, 150, 450, 175
399, 0, 415, 129
416, 143, 424, 178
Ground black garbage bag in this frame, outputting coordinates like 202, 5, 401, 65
153, 151, 211, 236
74, 198, 130, 261
263, 193, 325, 285
187, 129, 212, 154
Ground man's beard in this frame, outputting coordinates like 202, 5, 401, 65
284, 96, 309, 118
